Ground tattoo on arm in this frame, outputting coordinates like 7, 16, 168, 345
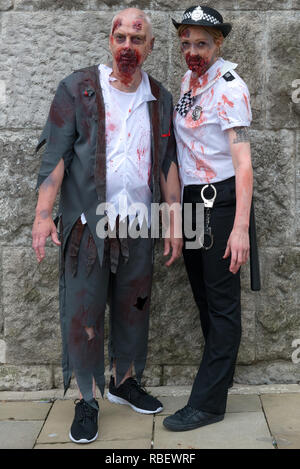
233, 127, 250, 144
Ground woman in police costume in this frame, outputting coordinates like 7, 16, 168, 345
163, 5, 260, 431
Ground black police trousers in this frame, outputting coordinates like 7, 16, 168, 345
182, 176, 242, 415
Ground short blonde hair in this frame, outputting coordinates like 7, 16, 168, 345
178, 24, 224, 47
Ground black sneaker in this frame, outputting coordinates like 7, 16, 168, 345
107, 376, 163, 414
163, 405, 224, 432
69, 399, 99, 444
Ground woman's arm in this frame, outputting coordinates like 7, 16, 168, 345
223, 126, 253, 274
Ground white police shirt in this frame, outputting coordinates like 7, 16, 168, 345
174, 57, 252, 188
81, 64, 156, 228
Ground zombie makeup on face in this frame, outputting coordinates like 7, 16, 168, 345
185, 53, 210, 77
181, 28, 191, 38
133, 19, 143, 31
112, 18, 122, 35
115, 48, 141, 73
180, 29, 218, 77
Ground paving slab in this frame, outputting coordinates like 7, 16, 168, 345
34, 439, 151, 449
0, 401, 52, 421
36, 398, 153, 445
0, 421, 44, 449
260, 393, 300, 449
226, 394, 262, 413
153, 412, 274, 449
159, 394, 262, 416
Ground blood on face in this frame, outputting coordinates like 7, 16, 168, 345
185, 52, 210, 77
112, 18, 122, 35
133, 19, 143, 31
115, 48, 141, 85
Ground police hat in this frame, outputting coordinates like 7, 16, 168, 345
172, 5, 232, 38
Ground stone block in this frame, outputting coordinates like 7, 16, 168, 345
0, 11, 169, 129
150, 249, 203, 365
266, 12, 300, 129
148, 1, 294, 11
163, 365, 198, 385
250, 129, 296, 247
3, 246, 61, 364
296, 131, 300, 244
0, 339, 6, 363
235, 361, 300, 385
0, 11, 112, 129
237, 309, 256, 365
254, 248, 300, 361
0, 131, 47, 246
14, 0, 151, 10
14, 0, 94, 9
235, 0, 293, 9
0, 0, 12, 11
0, 364, 52, 391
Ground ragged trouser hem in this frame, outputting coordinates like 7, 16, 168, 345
59, 218, 154, 405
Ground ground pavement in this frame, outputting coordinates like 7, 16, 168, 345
1, 384, 300, 449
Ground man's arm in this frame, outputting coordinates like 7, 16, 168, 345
160, 161, 183, 267
223, 126, 253, 274
32, 158, 65, 263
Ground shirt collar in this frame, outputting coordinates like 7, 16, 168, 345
99, 64, 156, 112
182, 58, 238, 96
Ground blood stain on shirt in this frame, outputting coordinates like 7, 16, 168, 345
182, 140, 216, 183
108, 123, 116, 132
243, 93, 250, 117
222, 95, 234, 108
200, 72, 209, 88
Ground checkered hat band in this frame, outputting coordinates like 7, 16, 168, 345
175, 90, 195, 117
182, 11, 220, 25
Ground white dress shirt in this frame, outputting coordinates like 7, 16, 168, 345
174, 58, 252, 189
81, 64, 156, 228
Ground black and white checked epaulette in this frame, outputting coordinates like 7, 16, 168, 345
175, 90, 195, 117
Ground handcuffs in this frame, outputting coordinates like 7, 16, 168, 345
200, 184, 217, 250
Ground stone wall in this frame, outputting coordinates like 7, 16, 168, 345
0, 0, 300, 391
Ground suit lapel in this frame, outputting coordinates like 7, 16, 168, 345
148, 76, 161, 197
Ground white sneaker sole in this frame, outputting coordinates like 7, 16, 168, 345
69, 430, 98, 444
107, 391, 163, 414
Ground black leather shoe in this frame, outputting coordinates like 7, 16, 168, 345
163, 405, 224, 432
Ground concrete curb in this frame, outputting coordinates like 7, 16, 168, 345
1, 384, 300, 401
